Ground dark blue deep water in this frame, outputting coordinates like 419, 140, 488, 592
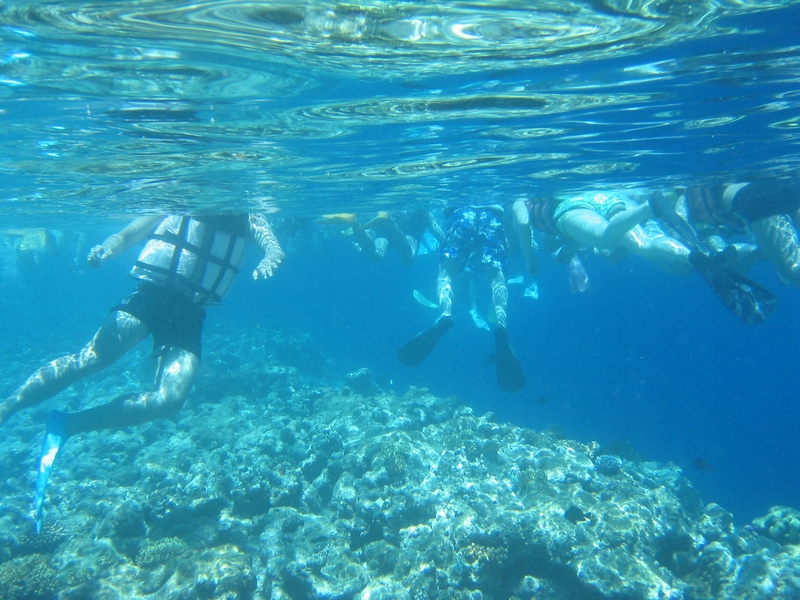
2, 1, 800, 533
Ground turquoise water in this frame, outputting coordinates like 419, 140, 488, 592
2, 2, 800, 598
1, 1, 799, 219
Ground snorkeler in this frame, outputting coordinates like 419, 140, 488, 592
1, 227, 86, 270
524, 189, 776, 324
685, 180, 800, 288
353, 209, 446, 264
0, 214, 285, 531
397, 204, 527, 392
526, 191, 692, 275
649, 191, 777, 325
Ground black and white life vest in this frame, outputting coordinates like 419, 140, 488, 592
131, 215, 249, 305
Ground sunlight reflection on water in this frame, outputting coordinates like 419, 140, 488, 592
0, 1, 799, 218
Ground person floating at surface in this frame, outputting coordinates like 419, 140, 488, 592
1, 227, 86, 270
510, 197, 592, 295
526, 191, 692, 276
685, 180, 800, 287
397, 204, 527, 392
647, 189, 777, 325
0, 213, 285, 531
352, 209, 446, 265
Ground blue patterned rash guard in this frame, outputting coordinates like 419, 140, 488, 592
441, 205, 508, 272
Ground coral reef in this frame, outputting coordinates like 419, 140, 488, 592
0, 554, 58, 600
135, 536, 190, 568
752, 506, 800, 546
593, 454, 623, 476
345, 367, 381, 397
1, 330, 799, 599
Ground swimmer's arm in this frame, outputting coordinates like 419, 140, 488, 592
87, 216, 163, 268
512, 200, 540, 274
249, 213, 286, 280
427, 212, 446, 244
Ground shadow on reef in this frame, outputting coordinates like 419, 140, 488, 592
2, 331, 800, 599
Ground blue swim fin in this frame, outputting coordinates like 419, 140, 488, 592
34, 410, 68, 533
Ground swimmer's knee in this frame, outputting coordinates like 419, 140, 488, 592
136, 385, 189, 420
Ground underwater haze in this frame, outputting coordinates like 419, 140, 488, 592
2, 1, 800, 599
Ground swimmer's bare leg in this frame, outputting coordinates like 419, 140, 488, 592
488, 267, 524, 391
395, 234, 419, 265
489, 269, 508, 330
750, 215, 800, 286
437, 262, 455, 320
622, 223, 692, 275
0, 310, 148, 425
62, 346, 199, 435
34, 347, 198, 530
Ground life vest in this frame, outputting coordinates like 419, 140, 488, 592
686, 185, 729, 226
526, 197, 559, 236
131, 215, 249, 305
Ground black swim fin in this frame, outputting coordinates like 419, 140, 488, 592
689, 251, 776, 325
397, 316, 454, 367
649, 192, 777, 325
494, 328, 526, 392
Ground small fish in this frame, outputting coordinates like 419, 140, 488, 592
534, 396, 548, 405
564, 505, 591, 524
375, 376, 393, 388
692, 457, 712, 471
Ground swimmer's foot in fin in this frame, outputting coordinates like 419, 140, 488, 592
689, 251, 776, 325
397, 316, 454, 367
494, 328, 526, 392
648, 192, 708, 251
649, 192, 777, 325
34, 410, 69, 533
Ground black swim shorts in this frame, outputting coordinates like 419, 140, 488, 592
114, 282, 206, 358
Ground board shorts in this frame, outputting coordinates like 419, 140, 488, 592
114, 282, 206, 358
553, 193, 630, 236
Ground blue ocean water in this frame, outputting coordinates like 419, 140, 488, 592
1, 0, 800, 531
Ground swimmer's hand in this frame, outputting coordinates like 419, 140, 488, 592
87, 244, 112, 268
253, 249, 285, 280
